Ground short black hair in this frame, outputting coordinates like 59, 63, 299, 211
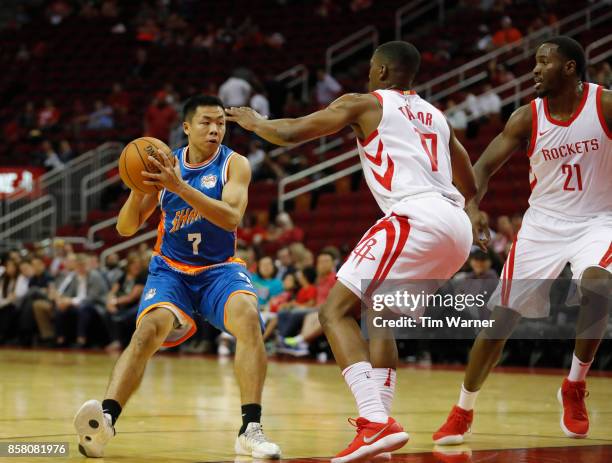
182, 95, 224, 121
300, 267, 317, 285
374, 41, 421, 80
543, 36, 586, 79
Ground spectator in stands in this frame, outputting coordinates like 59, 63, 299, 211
315, 249, 337, 305
132, 48, 153, 79
445, 99, 468, 137
87, 100, 114, 130
511, 213, 522, 236
315, 69, 342, 107
490, 215, 511, 254
249, 80, 271, 118
136, 18, 161, 43
251, 256, 284, 308
19, 102, 37, 131
276, 247, 295, 281
46, 0, 72, 25
0, 259, 19, 344
17, 257, 52, 345
237, 213, 266, 247
475, 24, 493, 52
49, 238, 69, 276
192, 23, 217, 51
488, 61, 515, 86
105, 252, 147, 350
52, 253, 109, 348
144, 91, 178, 143
477, 84, 502, 120
275, 212, 305, 247
492, 16, 523, 48
41, 141, 65, 171
37, 99, 60, 131
219, 69, 252, 107
58, 139, 74, 163
108, 82, 130, 117
290, 242, 314, 270
103, 253, 123, 285
464, 91, 481, 120
247, 140, 266, 179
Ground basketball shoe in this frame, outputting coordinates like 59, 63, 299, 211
73, 400, 115, 457
432, 406, 473, 445
558, 378, 589, 438
332, 417, 409, 463
235, 422, 281, 459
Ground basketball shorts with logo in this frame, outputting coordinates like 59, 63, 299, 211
488, 208, 612, 318
337, 194, 472, 317
136, 255, 261, 347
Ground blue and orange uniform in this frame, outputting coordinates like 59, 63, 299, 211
136, 144, 259, 346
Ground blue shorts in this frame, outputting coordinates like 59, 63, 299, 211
136, 255, 260, 347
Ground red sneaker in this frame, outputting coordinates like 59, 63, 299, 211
432, 406, 473, 445
331, 417, 409, 463
558, 378, 589, 438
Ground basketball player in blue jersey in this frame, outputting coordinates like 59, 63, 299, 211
73, 95, 281, 459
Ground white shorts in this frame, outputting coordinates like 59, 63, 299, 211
489, 208, 612, 317
337, 194, 472, 314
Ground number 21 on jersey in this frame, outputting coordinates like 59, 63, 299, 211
562, 164, 583, 191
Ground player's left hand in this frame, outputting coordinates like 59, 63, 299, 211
142, 149, 185, 195
225, 107, 267, 131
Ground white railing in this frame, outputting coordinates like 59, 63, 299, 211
275, 64, 309, 102
326, 26, 379, 75
0, 195, 56, 245
100, 230, 158, 264
586, 35, 612, 64
396, 0, 444, 41
278, 148, 360, 212
415, 0, 612, 101
80, 163, 120, 222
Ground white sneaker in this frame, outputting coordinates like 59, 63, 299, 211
234, 422, 281, 459
73, 400, 115, 458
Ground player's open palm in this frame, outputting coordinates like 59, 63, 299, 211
225, 107, 266, 131
142, 149, 184, 194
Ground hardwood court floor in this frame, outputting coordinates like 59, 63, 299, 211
0, 348, 611, 462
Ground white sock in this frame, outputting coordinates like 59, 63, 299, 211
372, 368, 396, 415
342, 362, 388, 423
457, 384, 479, 411
568, 352, 592, 382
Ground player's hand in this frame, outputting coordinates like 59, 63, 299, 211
468, 209, 491, 251
225, 106, 267, 131
142, 149, 185, 195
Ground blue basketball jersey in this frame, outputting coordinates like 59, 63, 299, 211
153, 145, 238, 271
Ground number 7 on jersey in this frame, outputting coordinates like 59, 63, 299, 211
414, 128, 438, 171
188, 233, 202, 255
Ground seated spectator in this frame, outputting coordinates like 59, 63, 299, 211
492, 16, 523, 48
445, 99, 468, 136
251, 256, 284, 309
491, 215, 513, 256
58, 139, 74, 163
274, 212, 304, 247
37, 254, 108, 348
247, 140, 266, 178
477, 84, 502, 119
38, 99, 60, 131
475, 24, 493, 52
0, 259, 19, 344
87, 100, 114, 130
41, 141, 65, 171
105, 252, 147, 350
315, 69, 342, 107
275, 247, 295, 281
144, 91, 178, 143
17, 257, 53, 345
108, 82, 131, 116
103, 253, 123, 285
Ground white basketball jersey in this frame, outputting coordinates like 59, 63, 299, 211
528, 83, 611, 220
357, 89, 464, 214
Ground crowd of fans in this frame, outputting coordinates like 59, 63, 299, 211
0, 206, 569, 360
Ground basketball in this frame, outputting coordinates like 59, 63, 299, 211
118, 137, 172, 194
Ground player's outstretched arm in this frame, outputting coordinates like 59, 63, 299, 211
470, 104, 532, 206
447, 121, 477, 202
225, 93, 375, 146
116, 191, 158, 237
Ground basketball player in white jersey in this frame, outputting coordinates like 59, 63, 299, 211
227, 41, 477, 462
434, 36, 611, 445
